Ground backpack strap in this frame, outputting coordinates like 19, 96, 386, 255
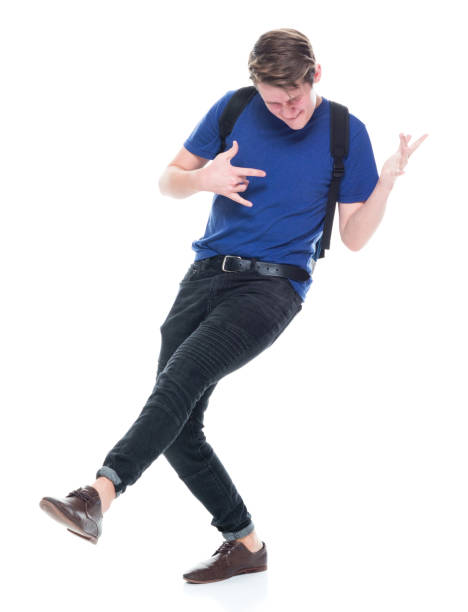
316, 100, 349, 259
217, 86, 258, 155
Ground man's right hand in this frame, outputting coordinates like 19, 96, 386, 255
199, 140, 266, 208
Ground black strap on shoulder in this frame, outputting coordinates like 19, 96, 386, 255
317, 100, 349, 259
217, 86, 258, 155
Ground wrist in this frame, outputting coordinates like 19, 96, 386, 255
192, 167, 208, 192
378, 175, 395, 193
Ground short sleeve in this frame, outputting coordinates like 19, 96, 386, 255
183, 90, 237, 160
338, 123, 379, 203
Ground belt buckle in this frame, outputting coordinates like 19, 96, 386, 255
222, 255, 242, 272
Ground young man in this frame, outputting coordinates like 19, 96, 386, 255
39, 28, 427, 583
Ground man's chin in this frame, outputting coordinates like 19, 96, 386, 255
289, 119, 306, 130
285, 111, 306, 129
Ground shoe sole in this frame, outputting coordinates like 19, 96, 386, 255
39, 499, 98, 544
183, 565, 267, 583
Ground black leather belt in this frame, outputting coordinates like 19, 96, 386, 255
194, 254, 313, 282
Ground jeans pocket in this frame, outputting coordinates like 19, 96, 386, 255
275, 276, 303, 311
180, 264, 224, 285
180, 263, 199, 284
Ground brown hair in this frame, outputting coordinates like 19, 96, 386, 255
248, 28, 317, 91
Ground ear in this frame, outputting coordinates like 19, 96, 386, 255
313, 64, 322, 84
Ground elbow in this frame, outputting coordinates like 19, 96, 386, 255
158, 173, 166, 196
343, 238, 365, 252
341, 228, 368, 251
341, 224, 361, 252
158, 166, 184, 199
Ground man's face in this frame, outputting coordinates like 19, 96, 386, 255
256, 78, 320, 130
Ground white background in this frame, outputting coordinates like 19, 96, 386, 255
1, 1, 466, 611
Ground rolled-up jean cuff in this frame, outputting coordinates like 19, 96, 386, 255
222, 521, 255, 541
95, 466, 123, 497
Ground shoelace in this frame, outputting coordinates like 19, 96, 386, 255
66, 487, 95, 503
212, 540, 237, 557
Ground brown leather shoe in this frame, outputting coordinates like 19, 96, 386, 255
183, 540, 268, 583
39, 486, 103, 544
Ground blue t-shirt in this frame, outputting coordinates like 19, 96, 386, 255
183, 89, 379, 302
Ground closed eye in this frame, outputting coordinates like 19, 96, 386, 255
267, 96, 301, 107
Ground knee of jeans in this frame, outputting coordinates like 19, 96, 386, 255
164, 421, 195, 452
163, 439, 202, 478
164, 419, 208, 463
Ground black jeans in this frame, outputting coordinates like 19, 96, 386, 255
96, 255, 303, 540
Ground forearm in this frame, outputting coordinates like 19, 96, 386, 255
158, 165, 206, 199
342, 178, 394, 250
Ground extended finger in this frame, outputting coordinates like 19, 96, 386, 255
408, 133, 429, 155
233, 166, 267, 178
229, 192, 253, 207
398, 134, 408, 154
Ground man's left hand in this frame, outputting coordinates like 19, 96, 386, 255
380, 132, 429, 189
